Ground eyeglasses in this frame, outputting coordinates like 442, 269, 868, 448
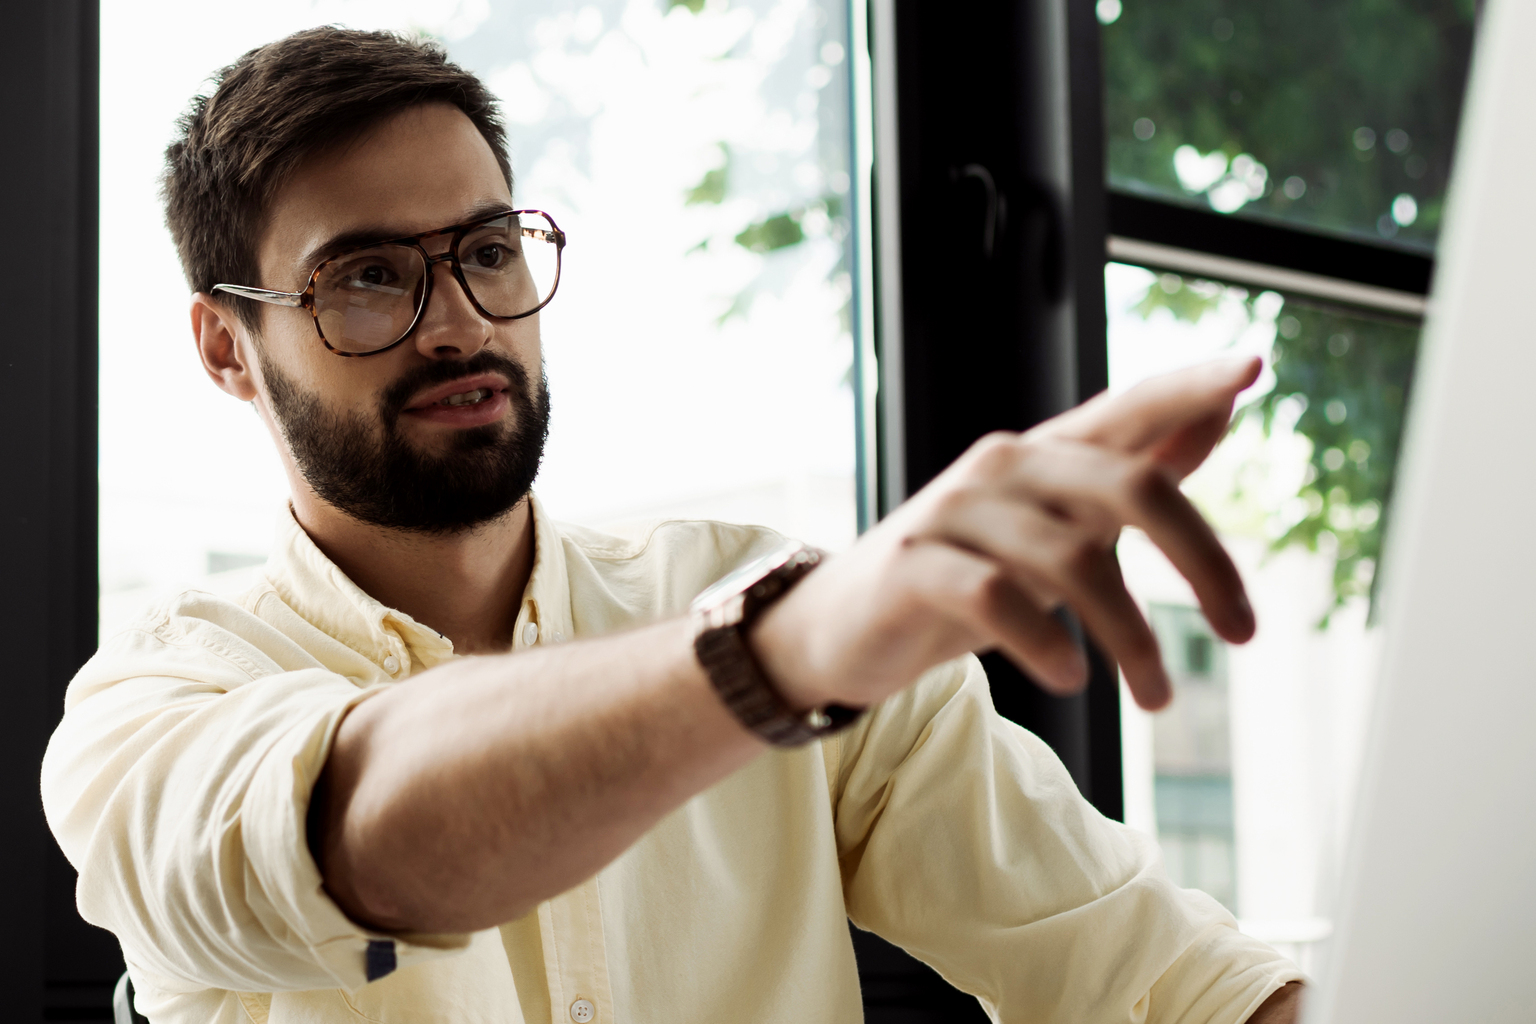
213, 209, 566, 357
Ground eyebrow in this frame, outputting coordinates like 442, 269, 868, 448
293, 199, 516, 272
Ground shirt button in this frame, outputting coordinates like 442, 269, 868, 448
552, 630, 566, 643
522, 622, 540, 646
382, 655, 400, 674
570, 999, 595, 1023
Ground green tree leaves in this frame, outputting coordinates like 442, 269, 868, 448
734, 212, 804, 252
1103, 0, 1475, 247
1134, 275, 1419, 621
1255, 302, 1418, 619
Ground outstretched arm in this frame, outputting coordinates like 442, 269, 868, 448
316, 355, 1264, 934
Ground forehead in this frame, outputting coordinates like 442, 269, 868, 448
259, 103, 513, 278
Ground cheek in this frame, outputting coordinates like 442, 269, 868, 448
496, 316, 542, 370
256, 323, 389, 420
253, 311, 325, 375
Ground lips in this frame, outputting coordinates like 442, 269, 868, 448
395, 371, 515, 430
440, 388, 493, 406
403, 373, 511, 411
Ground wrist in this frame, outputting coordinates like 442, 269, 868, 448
689, 542, 860, 747
746, 593, 833, 712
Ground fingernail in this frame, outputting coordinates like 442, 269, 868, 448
1139, 673, 1173, 711
1065, 648, 1089, 690
1236, 593, 1255, 632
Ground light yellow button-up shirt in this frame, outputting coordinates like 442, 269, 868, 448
42, 496, 1300, 1024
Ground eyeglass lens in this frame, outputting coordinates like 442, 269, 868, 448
312, 212, 560, 354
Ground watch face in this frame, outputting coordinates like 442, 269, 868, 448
690, 540, 804, 612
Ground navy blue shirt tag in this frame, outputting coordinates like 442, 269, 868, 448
365, 939, 397, 982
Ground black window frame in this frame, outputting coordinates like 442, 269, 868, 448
1, 1, 127, 1019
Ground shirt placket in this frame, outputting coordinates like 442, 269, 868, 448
537, 876, 613, 1023
518, 532, 597, 1022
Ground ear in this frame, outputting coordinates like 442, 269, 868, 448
192, 292, 260, 401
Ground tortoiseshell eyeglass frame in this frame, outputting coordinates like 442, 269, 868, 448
211, 208, 566, 358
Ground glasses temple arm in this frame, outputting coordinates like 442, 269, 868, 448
211, 283, 306, 308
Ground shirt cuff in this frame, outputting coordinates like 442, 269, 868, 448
1147, 916, 1306, 1024
240, 680, 472, 989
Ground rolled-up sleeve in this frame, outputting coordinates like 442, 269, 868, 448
833, 656, 1302, 1024
40, 608, 470, 996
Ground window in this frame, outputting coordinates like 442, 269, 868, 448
1109, 262, 1425, 971
1145, 603, 1236, 912
1101, 0, 1476, 248
21, 0, 1474, 1017
99, 0, 860, 640
1094, 9, 1471, 973
862, 0, 1477, 1008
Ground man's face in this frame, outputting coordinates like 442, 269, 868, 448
247, 103, 548, 534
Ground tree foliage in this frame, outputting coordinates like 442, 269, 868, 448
1258, 302, 1419, 618
1137, 277, 1420, 620
1102, 0, 1477, 247
1109, 0, 1469, 617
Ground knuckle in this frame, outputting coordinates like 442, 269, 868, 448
927, 481, 980, 523
946, 480, 984, 512
960, 564, 1009, 614
965, 431, 1021, 476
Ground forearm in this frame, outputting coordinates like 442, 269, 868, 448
315, 616, 761, 933
1247, 982, 1303, 1023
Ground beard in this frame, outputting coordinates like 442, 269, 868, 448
260, 347, 551, 535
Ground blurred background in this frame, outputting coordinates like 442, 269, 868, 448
98, 0, 863, 637
4, 0, 1480, 1018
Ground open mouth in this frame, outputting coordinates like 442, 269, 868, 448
439, 387, 496, 407
401, 371, 515, 415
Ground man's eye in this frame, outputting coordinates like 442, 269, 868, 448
345, 263, 398, 290
471, 244, 511, 269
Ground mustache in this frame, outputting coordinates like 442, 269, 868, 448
379, 350, 533, 424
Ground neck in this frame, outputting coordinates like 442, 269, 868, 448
291, 490, 536, 655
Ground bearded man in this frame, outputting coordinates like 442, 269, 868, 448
43, 27, 1303, 1024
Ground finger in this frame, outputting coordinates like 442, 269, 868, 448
995, 440, 1255, 643
902, 540, 1088, 694
1053, 550, 1172, 711
1037, 355, 1260, 459
910, 496, 1172, 708
1150, 406, 1236, 480
1117, 465, 1253, 644
913, 492, 1080, 608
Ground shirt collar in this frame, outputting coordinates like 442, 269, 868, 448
263, 492, 571, 676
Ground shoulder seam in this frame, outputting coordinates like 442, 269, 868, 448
148, 612, 266, 683
572, 518, 781, 563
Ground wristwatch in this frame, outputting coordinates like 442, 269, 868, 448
690, 541, 863, 747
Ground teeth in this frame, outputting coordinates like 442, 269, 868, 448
440, 388, 492, 407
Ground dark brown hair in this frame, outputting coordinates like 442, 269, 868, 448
162, 26, 513, 328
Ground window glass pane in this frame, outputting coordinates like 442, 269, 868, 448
1108, 261, 1420, 971
99, 0, 858, 641
1100, 0, 1477, 249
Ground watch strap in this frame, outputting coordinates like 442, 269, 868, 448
691, 544, 862, 747
694, 623, 861, 746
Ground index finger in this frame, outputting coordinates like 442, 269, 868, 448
1036, 355, 1261, 456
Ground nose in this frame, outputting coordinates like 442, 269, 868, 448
411, 255, 492, 360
